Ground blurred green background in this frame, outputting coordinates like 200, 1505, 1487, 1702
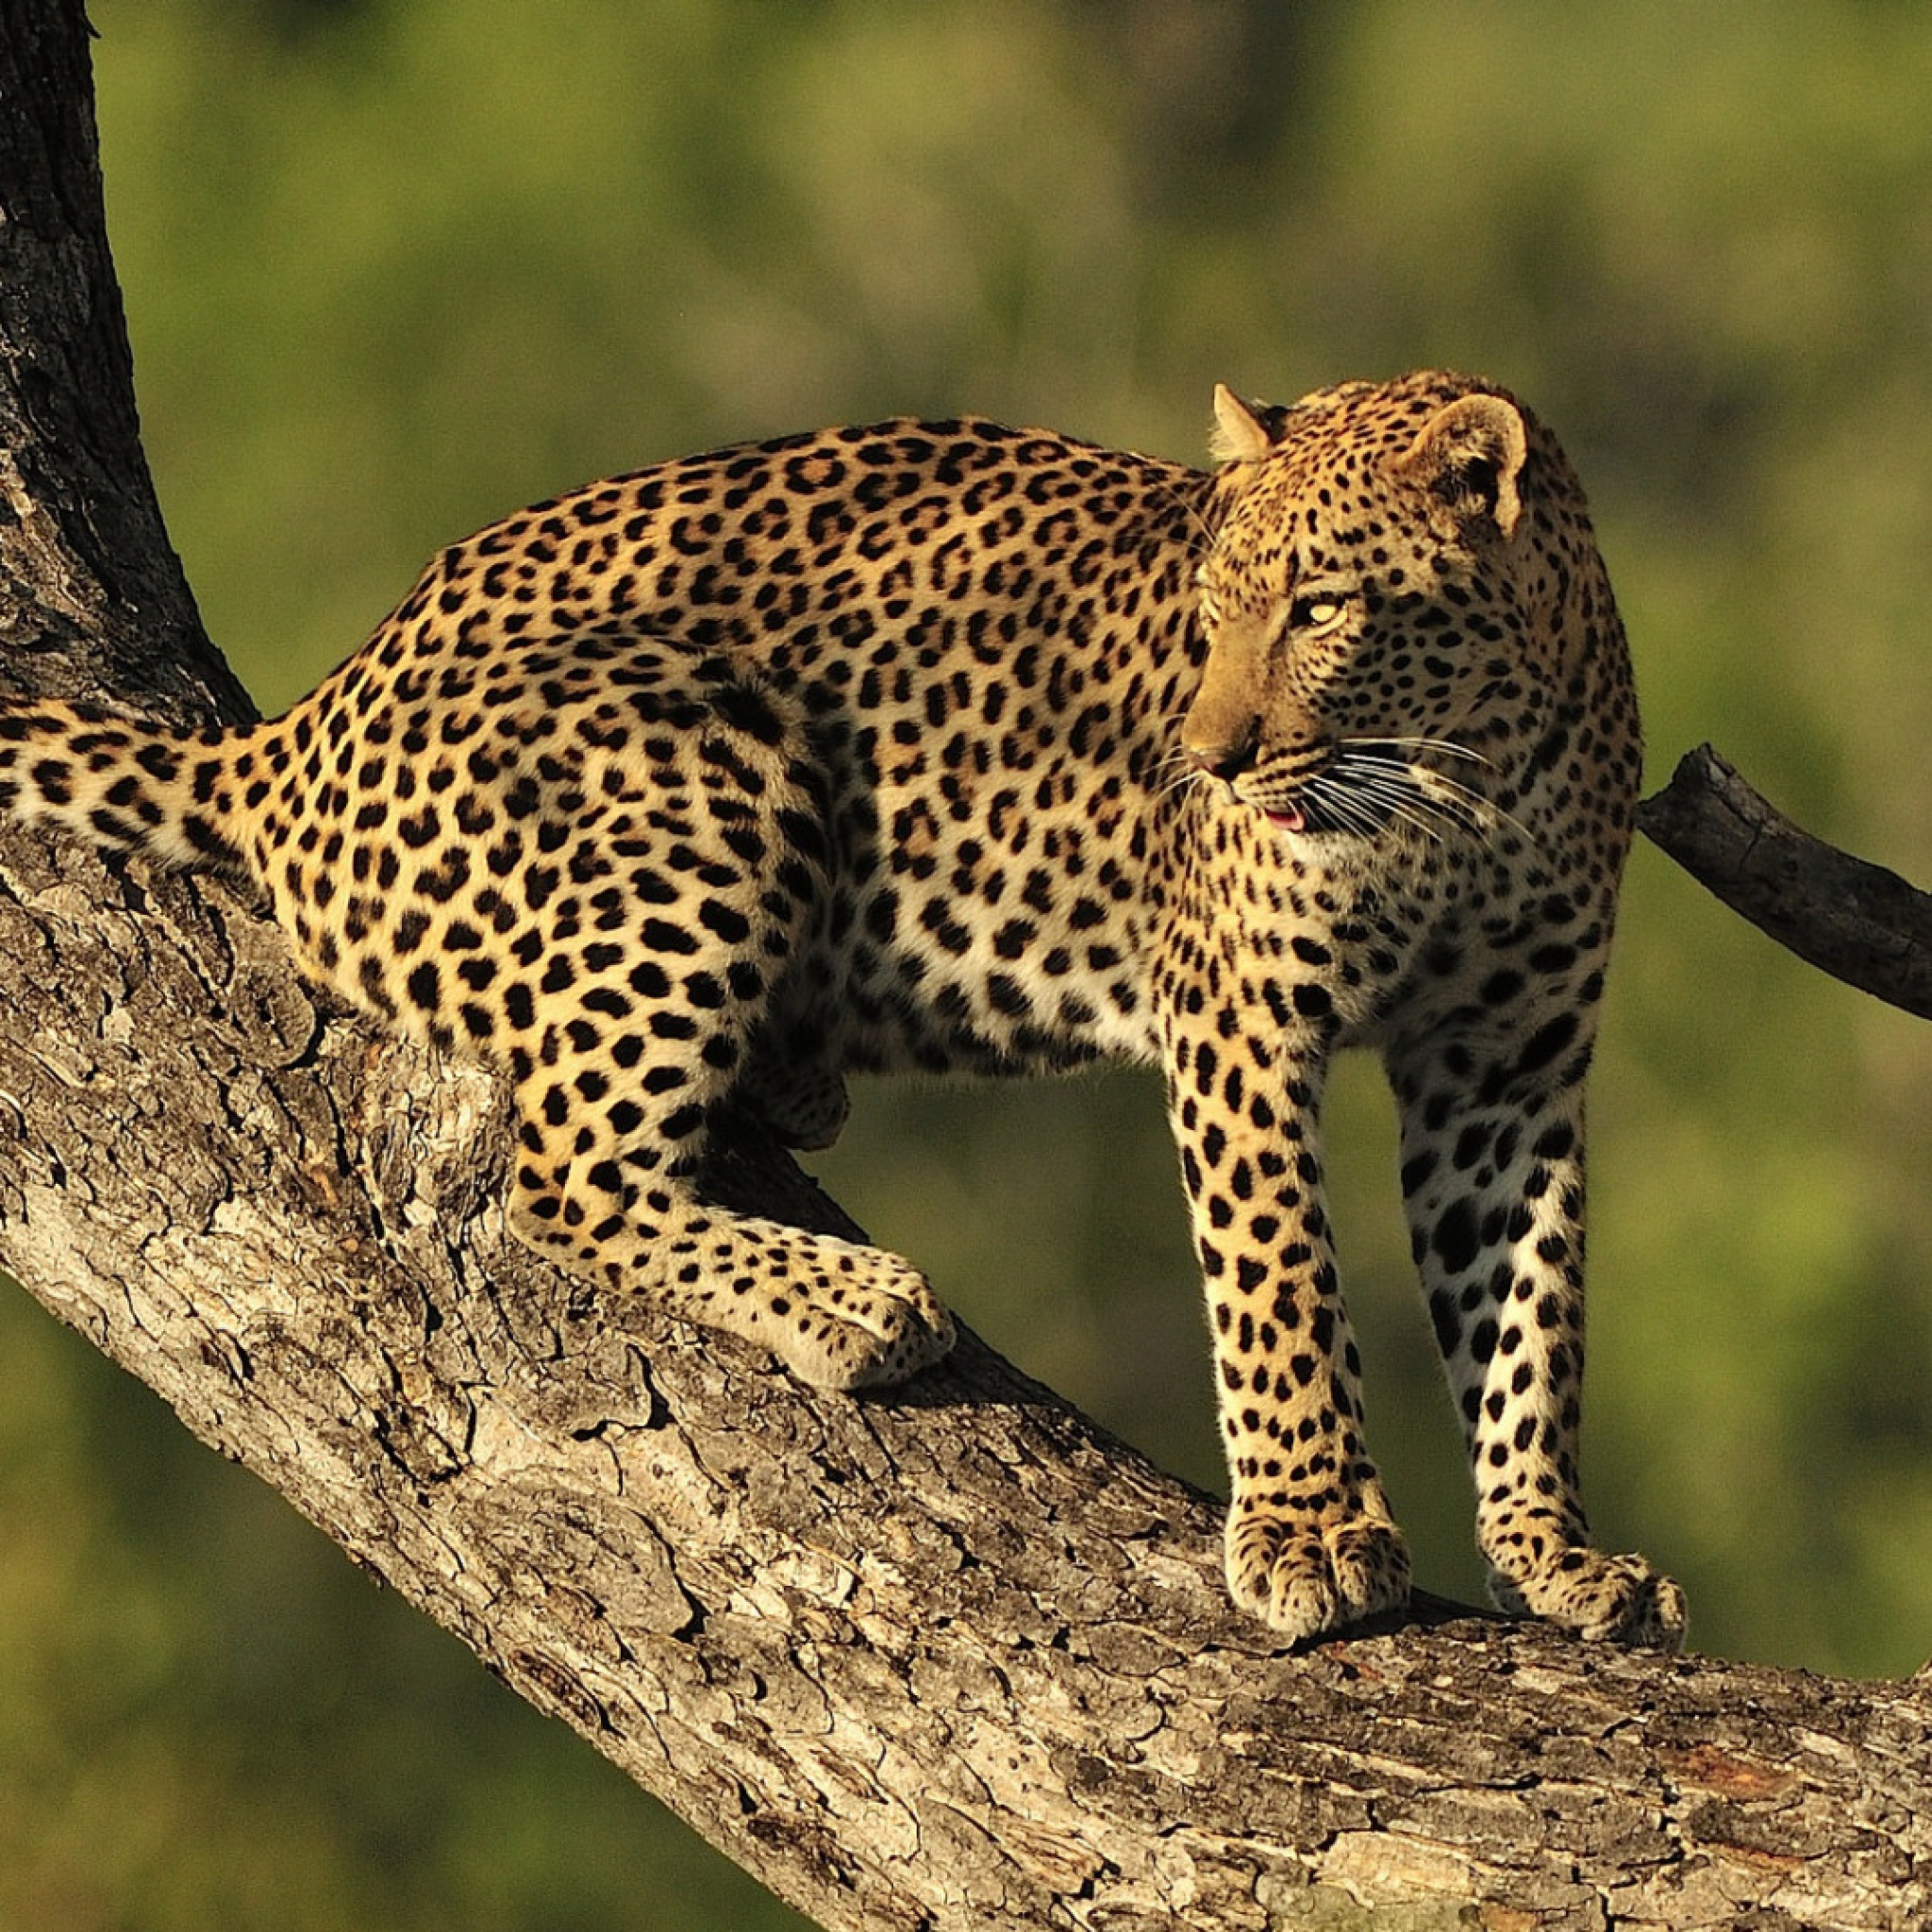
8, 0, 1932, 1924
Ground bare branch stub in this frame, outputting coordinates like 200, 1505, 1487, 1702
1639, 741, 1932, 1019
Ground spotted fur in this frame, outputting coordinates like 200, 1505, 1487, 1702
0, 371, 1683, 1647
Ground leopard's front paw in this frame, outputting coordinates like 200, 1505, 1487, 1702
1490, 1546, 1687, 1650
1224, 1508, 1412, 1644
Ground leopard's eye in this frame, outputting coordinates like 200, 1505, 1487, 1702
1291, 591, 1350, 633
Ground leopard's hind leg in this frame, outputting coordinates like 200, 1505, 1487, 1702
496, 667, 952, 1389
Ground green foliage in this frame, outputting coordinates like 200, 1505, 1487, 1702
7, 0, 1932, 1922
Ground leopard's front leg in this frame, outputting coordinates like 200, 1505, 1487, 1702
1164, 999, 1410, 1643
1389, 1027, 1686, 1649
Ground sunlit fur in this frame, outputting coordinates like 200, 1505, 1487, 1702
0, 370, 1681, 1649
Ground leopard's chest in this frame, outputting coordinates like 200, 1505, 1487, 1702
781, 754, 1172, 1077
1157, 808, 1589, 1058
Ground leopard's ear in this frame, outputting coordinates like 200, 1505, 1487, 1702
1397, 392, 1527, 540
1209, 384, 1279, 465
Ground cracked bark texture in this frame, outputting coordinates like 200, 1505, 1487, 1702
1, 5, 1930, 1928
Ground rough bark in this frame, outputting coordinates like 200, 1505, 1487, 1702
1, 6, 1930, 1929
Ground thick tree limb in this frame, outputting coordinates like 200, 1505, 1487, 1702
2, 6, 1931, 1929
8, 837, 1932, 1932
1638, 745, 1932, 1018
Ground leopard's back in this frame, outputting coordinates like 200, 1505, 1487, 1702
291, 416, 1220, 1078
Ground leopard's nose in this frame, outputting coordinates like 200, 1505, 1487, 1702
1183, 724, 1257, 783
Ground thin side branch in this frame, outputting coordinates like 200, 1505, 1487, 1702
1639, 743, 1932, 1018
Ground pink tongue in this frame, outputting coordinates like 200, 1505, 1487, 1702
1265, 805, 1306, 832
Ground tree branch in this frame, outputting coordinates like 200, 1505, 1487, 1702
1639, 743, 1932, 1019
3, 6, 1931, 1928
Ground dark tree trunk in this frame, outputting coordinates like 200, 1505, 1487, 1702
0, 0, 249, 719
1, 6, 1928, 1928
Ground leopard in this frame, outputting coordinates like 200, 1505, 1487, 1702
0, 369, 1685, 1649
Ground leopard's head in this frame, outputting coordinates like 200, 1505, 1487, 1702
1181, 371, 1614, 844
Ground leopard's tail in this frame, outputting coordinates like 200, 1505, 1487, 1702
0, 695, 260, 873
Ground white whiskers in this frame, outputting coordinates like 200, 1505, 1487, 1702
1144, 742, 1208, 803
1142, 725, 1537, 852
1314, 737, 1536, 848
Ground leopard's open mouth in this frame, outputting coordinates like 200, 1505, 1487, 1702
1257, 741, 1487, 841
1258, 745, 1406, 837
1263, 790, 1399, 837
